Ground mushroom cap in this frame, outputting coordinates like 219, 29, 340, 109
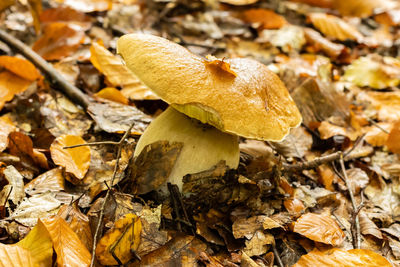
117, 34, 302, 141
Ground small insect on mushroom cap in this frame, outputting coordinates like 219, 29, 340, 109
117, 33, 302, 142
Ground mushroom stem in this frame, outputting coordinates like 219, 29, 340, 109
134, 107, 240, 190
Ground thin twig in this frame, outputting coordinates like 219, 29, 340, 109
272, 242, 284, 267
64, 141, 119, 149
339, 153, 361, 249
0, 28, 91, 109
367, 118, 389, 134
89, 122, 135, 267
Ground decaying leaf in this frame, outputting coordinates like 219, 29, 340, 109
96, 213, 141, 265
304, 28, 347, 59
293, 212, 345, 246
132, 140, 183, 194
42, 216, 91, 266
204, 55, 237, 77
308, 13, 363, 42
244, 231, 274, 257
90, 42, 157, 100
25, 167, 65, 196
0, 117, 15, 152
386, 121, 400, 154
50, 135, 91, 179
0, 165, 25, 208
293, 248, 392, 267
32, 22, 85, 60
241, 9, 286, 30
343, 56, 400, 89
359, 212, 383, 239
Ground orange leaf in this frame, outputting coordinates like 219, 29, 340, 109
0, 71, 32, 110
0, 56, 41, 81
204, 55, 237, 77
386, 121, 400, 154
284, 198, 305, 214
293, 248, 391, 267
219, 0, 259, 5
96, 213, 142, 265
42, 216, 91, 266
94, 87, 129, 105
50, 135, 90, 179
0, 0, 14, 12
32, 22, 85, 60
40, 6, 91, 23
293, 213, 345, 246
308, 13, 363, 42
0, 117, 15, 152
28, 0, 42, 33
242, 9, 286, 29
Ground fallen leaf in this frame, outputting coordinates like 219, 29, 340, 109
0, 0, 14, 12
363, 123, 391, 146
293, 248, 392, 266
333, 0, 397, 18
241, 9, 286, 30
204, 55, 237, 77
244, 231, 274, 256
284, 198, 305, 214
0, 117, 15, 152
42, 216, 91, 266
343, 56, 400, 89
375, 10, 400, 26
96, 213, 142, 265
232, 215, 267, 239
94, 87, 129, 105
0, 219, 53, 267
28, 0, 42, 33
257, 25, 305, 53
304, 28, 347, 60
32, 22, 85, 60
0, 71, 33, 110
0, 56, 41, 81
0, 166, 25, 208
90, 42, 157, 100
308, 13, 363, 42
293, 212, 345, 246
25, 167, 65, 195
132, 140, 183, 194
219, 0, 259, 5
60, 0, 112, 13
386, 121, 400, 154
359, 212, 383, 239
289, 0, 333, 8
40, 6, 91, 23
50, 135, 91, 179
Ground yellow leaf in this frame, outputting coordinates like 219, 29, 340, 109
0, 56, 41, 81
293, 248, 392, 267
42, 216, 91, 267
90, 42, 158, 100
94, 87, 129, 105
28, 0, 42, 33
343, 56, 400, 89
50, 135, 90, 179
96, 213, 142, 265
333, 0, 397, 18
0, 219, 53, 267
242, 9, 287, 30
293, 213, 345, 246
0, 71, 32, 111
308, 13, 363, 41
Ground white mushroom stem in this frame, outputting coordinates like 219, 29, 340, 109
134, 107, 240, 190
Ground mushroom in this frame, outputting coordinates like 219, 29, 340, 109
117, 34, 302, 190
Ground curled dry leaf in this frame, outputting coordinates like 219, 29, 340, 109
308, 13, 363, 42
50, 135, 91, 179
359, 212, 383, 239
0, 56, 41, 81
32, 22, 85, 60
96, 213, 142, 265
0, 219, 53, 267
90, 42, 157, 100
0, 117, 15, 152
293, 212, 345, 246
94, 87, 129, 105
41, 216, 91, 267
241, 9, 286, 30
293, 248, 392, 267
343, 56, 400, 89
0, 71, 33, 111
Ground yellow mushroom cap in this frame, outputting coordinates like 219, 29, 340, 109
117, 34, 302, 141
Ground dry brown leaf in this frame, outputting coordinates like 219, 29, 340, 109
28, 0, 42, 33
304, 28, 347, 60
50, 135, 91, 179
58, 204, 93, 251
0, 0, 14, 12
0, 56, 41, 81
244, 231, 274, 256
0, 117, 15, 152
219, 0, 259, 5
359, 212, 383, 239
387, 121, 400, 154
59, 0, 112, 13
242, 9, 286, 30
0, 71, 32, 110
318, 121, 358, 140
42, 216, 91, 266
96, 213, 142, 265
32, 22, 85, 60
204, 55, 237, 77
308, 13, 363, 42
333, 0, 397, 18
40, 6, 91, 23
375, 10, 400, 26
363, 123, 391, 147
232, 215, 267, 239
293, 248, 391, 267
343, 56, 400, 89
94, 87, 129, 105
284, 198, 305, 214
90, 42, 157, 100
25, 167, 65, 195
293, 213, 345, 246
